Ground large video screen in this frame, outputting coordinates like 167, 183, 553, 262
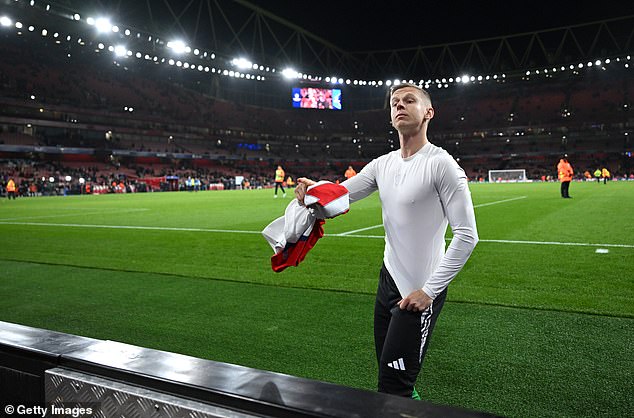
292, 87, 342, 110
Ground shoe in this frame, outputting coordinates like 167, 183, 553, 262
283, 193, 286, 198
274, 195, 278, 198
411, 388, 421, 400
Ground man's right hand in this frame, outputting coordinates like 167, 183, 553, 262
294, 177, 316, 205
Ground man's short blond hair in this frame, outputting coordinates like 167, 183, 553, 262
389, 83, 432, 105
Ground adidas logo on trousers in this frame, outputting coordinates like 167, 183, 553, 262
387, 358, 406, 371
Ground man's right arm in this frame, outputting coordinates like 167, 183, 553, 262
341, 165, 378, 204
295, 160, 378, 205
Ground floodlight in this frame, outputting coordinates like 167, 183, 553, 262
114, 45, 126, 57
49, 177, 55, 183
15, 21, 22, 29
95, 18, 112, 33
65, 176, 71, 182
0, 16, 12, 27
281, 68, 298, 79
167, 40, 186, 54
461, 75, 469, 83
79, 178, 85, 184
232, 57, 252, 69
73, 14, 80, 21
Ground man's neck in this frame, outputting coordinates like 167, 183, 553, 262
399, 134, 428, 158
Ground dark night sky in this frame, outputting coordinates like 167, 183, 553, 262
246, 0, 634, 51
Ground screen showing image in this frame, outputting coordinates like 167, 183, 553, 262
292, 87, 342, 110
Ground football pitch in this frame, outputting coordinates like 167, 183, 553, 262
0, 181, 632, 417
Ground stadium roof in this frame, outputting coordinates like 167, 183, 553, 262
249, 0, 634, 51
2, 0, 633, 81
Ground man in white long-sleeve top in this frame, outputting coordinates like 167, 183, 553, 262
294, 83, 479, 400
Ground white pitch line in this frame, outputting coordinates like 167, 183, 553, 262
0, 221, 261, 234
0, 221, 631, 248
326, 234, 634, 248
336, 195, 528, 236
473, 195, 527, 208
0, 208, 149, 221
476, 239, 634, 249
337, 224, 383, 236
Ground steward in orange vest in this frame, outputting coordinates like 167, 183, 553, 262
557, 157, 574, 198
6, 178, 17, 200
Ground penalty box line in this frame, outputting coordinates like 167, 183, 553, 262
0, 221, 632, 249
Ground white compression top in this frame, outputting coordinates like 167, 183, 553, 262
342, 142, 479, 299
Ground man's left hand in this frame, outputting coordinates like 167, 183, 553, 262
398, 290, 433, 312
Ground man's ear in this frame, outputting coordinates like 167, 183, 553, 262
425, 107, 435, 120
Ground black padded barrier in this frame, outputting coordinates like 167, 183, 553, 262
0, 321, 500, 418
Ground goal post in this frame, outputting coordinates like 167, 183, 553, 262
488, 169, 527, 183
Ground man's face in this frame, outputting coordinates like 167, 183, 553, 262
390, 87, 433, 134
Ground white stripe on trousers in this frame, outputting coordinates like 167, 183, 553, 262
418, 304, 434, 363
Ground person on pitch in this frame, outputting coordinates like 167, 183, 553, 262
274, 165, 286, 198
557, 155, 574, 198
295, 83, 478, 399
344, 165, 357, 180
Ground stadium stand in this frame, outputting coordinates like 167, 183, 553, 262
0, 5, 632, 194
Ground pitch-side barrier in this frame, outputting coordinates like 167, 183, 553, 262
0, 321, 499, 417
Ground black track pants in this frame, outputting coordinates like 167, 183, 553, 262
374, 264, 447, 396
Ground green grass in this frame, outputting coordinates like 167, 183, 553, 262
0, 181, 632, 417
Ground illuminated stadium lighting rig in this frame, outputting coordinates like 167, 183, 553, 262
3, 2, 633, 90
0, 16, 12, 26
